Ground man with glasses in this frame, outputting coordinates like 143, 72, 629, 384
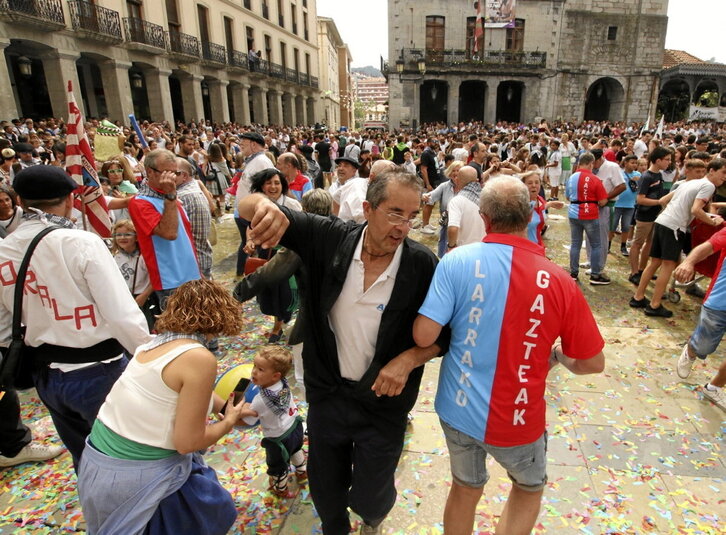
239, 168, 448, 535
128, 149, 200, 310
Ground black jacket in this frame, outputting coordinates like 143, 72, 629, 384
279, 207, 449, 420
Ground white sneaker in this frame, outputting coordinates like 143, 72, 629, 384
702, 384, 726, 411
0, 442, 65, 468
579, 262, 591, 268
421, 224, 436, 235
360, 523, 383, 535
676, 345, 696, 379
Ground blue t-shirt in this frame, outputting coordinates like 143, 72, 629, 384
614, 170, 640, 209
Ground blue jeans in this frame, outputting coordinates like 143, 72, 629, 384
437, 224, 448, 258
689, 305, 726, 359
34, 357, 128, 471
570, 218, 602, 276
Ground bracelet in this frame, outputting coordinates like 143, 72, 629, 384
447, 243, 457, 249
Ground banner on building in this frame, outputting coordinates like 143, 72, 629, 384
478, 0, 517, 28
689, 105, 720, 122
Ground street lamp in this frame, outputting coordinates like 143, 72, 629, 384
201, 81, 209, 97
17, 56, 32, 77
130, 72, 143, 89
417, 59, 426, 76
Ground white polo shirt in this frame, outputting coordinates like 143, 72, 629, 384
333, 176, 368, 224
328, 229, 403, 381
447, 195, 486, 246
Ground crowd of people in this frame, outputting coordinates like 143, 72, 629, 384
0, 113, 725, 535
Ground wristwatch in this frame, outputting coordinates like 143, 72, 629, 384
163, 192, 177, 201
447, 243, 457, 249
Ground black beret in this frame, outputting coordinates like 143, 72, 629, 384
13, 142, 34, 153
241, 131, 265, 146
13, 165, 78, 200
334, 156, 360, 169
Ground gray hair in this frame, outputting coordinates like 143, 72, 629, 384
301, 188, 333, 216
479, 176, 531, 233
578, 152, 595, 167
369, 159, 396, 181
144, 148, 176, 170
176, 157, 194, 176
366, 168, 423, 208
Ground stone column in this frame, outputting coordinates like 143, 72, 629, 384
295, 95, 305, 125
306, 97, 316, 125
208, 79, 230, 123
448, 80, 460, 125
282, 92, 294, 125
485, 81, 498, 123
144, 68, 175, 124
268, 89, 283, 125
0, 40, 19, 120
42, 50, 84, 119
180, 74, 205, 123
231, 83, 251, 125
98, 59, 134, 124
251, 86, 268, 124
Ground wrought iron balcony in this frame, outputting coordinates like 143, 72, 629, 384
228, 49, 249, 70
166, 30, 200, 60
201, 42, 226, 65
124, 16, 166, 51
68, 1, 122, 44
269, 62, 285, 79
310, 76, 318, 89
0, 0, 65, 30
394, 48, 547, 74
286, 67, 299, 84
299, 72, 310, 86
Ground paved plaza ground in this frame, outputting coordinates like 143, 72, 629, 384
0, 206, 724, 534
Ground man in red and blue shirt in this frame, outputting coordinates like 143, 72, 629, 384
674, 220, 726, 411
129, 149, 200, 309
565, 152, 610, 285
414, 176, 605, 535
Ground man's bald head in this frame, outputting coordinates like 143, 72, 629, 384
369, 159, 396, 182
458, 165, 479, 185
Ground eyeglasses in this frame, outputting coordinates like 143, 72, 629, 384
113, 232, 136, 238
383, 211, 418, 227
148, 166, 182, 176
107, 169, 123, 174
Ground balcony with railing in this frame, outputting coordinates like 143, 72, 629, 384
0, 0, 65, 30
298, 72, 310, 86
269, 62, 285, 79
124, 16, 166, 52
228, 49, 249, 71
310, 76, 318, 89
68, 0, 122, 44
201, 42, 226, 65
393, 48, 547, 74
166, 30, 200, 61
285, 67, 299, 84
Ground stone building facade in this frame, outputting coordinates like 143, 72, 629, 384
386, 0, 669, 128
1, 0, 323, 125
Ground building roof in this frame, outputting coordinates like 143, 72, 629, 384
662, 49, 704, 69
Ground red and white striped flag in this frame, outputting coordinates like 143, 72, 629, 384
65, 81, 112, 238
474, 1, 484, 53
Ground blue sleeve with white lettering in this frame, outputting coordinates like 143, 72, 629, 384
418, 252, 458, 327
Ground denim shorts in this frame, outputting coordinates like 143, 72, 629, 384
440, 419, 548, 491
689, 305, 726, 359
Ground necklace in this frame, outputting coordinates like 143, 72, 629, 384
363, 243, 392, 258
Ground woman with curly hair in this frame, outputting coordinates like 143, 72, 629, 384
78, 279, 244, 535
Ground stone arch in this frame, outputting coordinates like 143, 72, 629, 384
584, 77, 625, 122
496, 81, 524, 123
459, 80, 486, 123
693, 79, 719, 106
657, 78, 691, 122
4, 39, 57, 119
420, 80, 448, 125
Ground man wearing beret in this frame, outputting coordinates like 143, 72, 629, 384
331, 156, 367, 224
0, 166, 151, 470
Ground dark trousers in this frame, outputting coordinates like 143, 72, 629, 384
34, 357, 128, 471
234, 217, 250, 276
307, 393, 407, 534
262, 418, 304, 476
0, 389, 31, 458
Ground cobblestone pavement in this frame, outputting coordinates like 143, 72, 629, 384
1, 207, 724, 534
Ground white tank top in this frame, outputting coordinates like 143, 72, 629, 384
98, 342, 213, 450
